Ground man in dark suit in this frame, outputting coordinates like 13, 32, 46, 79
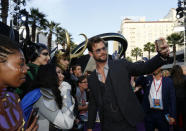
136, 68, 176, 131
87, 37, 170, 131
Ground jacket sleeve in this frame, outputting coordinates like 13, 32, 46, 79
121, 54, 168, 76
87, 78, 97, 129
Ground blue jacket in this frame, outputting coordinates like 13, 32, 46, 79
136, 75, 176, 118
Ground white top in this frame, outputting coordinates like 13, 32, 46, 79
148, 77, 163, 110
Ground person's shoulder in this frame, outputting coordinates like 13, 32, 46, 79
163, 76, 174, 84
6, 91, 20, 103
163, 76, 172, 81
62, 81, 71, 89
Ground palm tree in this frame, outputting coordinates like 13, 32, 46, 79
55, 26, 65, 49
45, 21, 59, 52
55, 27, 77, 51
29, 8, 47, 42
143, 42, 155, 59
1, 0, 9, 24
167, 33, 183, 65
126, 56, 133, 62
131, 47, 143, 61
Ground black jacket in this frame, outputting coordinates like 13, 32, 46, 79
87, 54, 166, 129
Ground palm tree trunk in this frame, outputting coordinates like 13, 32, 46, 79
173, 44, 176, 65
32, 23, 36, 42
62, 42, 65, 49
47, 32, 52, 52
36, 32, 40, 43
1, 0, 9, 24
25, 15, 30, 41
136, 55, 137, 61
148, 51, 150, 59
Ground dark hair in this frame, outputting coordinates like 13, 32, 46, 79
87, 36, 105, 52
71, 64, 81, 71
171, 65, 185, 87
30, 43, 48, 62
0, 34, 21, 63
77, 75, 87, 83
32, 64, 63, 108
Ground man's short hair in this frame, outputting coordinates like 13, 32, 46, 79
77, 75, 87, 83
72, 64, 81, 71
87, 36, 105, 52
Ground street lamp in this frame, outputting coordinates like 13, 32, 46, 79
176, 0, 186, 65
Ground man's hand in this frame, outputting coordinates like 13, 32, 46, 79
155, 38, 170, 57
169, 117, 175, 125
88, 129, 93, 131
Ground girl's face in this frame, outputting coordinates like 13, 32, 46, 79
56, 66, 64, 84
35, 49, 50, 65
0, 50, 28, 89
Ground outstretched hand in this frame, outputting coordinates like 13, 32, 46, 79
155, 38, 170, 58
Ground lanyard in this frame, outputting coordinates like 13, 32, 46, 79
153, 77, 162, 98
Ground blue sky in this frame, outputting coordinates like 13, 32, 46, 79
27, 0, 178, 43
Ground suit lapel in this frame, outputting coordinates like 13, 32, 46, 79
107, 60, 126, 103
91, 71, 103, 106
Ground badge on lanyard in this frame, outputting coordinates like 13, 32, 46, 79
153, 99, 161, 108
152, 77, 162, 109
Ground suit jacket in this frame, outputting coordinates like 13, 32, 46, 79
87, 54, 167, 129
136, 75, 176, 118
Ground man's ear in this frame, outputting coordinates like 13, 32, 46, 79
89, 51, 93, 57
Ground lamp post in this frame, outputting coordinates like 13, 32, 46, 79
184, 0, 186, 65
176, 0, 186, 65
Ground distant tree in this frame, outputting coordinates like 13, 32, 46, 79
70, 41, 78, 51
143, 42, 155, 59
126, 56, 133, 62
131, 47, 143, 61
55, 26, 65, 49
167, 33, 183, 65
45, 21, 59, 52
0, 0, 9, 24
29, 8, 47, 42
55, 27, 75, 51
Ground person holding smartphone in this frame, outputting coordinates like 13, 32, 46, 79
0, 35, 38, 131
87, 37, 170, 131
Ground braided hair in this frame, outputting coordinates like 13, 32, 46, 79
0, 34, 21, 63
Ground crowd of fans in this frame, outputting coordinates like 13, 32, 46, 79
0, 34, 186, 131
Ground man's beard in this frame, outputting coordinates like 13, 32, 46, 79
94, 55, 107, 63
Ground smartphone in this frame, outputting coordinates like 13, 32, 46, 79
155, 39, 164, 52
165, 114, 170, 123
26, 108, 39, 129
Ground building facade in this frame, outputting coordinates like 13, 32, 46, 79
119, 8, 178, 61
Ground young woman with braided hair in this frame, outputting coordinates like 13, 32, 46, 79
0, 34, 38, 131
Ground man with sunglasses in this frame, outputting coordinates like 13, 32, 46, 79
87, 36, 170, 131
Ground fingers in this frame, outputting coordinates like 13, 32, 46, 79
26, 116, 38, 131
158, 42, 170, 56
155, 37, 170, 57
32, 124, 39, 131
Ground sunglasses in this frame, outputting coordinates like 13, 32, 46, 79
93, 47, 106, 54
41, 52, 49, 56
